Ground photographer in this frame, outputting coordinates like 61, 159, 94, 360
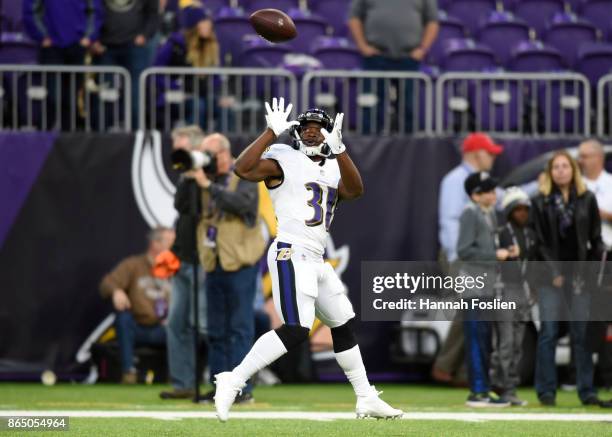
192, 133, 265, 404
160, 126, 208, 400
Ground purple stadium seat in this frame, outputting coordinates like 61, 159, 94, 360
537, 81, 586, 134
214, 10, 252, 65
242, 0, 300, 13
427, 11, 467, 66
441, 39, 498, 72
287, 9, 328, 53
477, 11, 530, 66
579, 0, 612, 39
240, 38, 291, 67
215, 5, 246, 18
2, 0, 23, 31
473, 80, 522, 132
446, 0, 497, 36
544, 12, 599, 67
311, 36, 360, 69
0, 32, 36, 64
308, 0, 351, 36
512, 0, 565, 37
509, 40, 565, 72
201, 0, 230, 15
576, 42, 612, 84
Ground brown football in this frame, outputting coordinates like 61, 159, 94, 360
249, 8, 297, 43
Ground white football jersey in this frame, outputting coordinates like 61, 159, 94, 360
262, 144, 342, 255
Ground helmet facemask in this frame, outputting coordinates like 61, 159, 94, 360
290, 109, 334, 158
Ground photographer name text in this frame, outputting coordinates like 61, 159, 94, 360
372, 297, 516, 311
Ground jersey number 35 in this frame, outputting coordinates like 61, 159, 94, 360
305, 182, 338, 231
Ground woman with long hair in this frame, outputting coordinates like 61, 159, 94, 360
531, 150, 610, 408
153, 5, 219, 128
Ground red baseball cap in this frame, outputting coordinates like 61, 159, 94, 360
461, 132, 504, 155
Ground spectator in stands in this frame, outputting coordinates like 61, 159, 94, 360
458, 171, 513, 407
100, 227, 175, 384
23, 0, 103, 65
493, 187, 536, 406
578, 139, 612, 391
531, 151, 611, 408
23, 0, 103, 130
349, 0, 439, 134
432, 133, 503, 385
153, 5, 219, 128
93, 0, 159, 127
191, 133, 264, 403
159, 126, 208, 400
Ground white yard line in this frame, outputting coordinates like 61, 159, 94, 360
2, 411, 612, 422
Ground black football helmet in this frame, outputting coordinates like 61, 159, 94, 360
289, 108, 334, 158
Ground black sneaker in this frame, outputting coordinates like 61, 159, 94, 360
583, 396, 612, 408
235, 392, 254, 404
197, 389, 216, 404
466, 392, 510, 408
539, 395, 556, 406
500, 392, 528, 406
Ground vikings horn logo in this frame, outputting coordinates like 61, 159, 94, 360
130, 131, 177, 228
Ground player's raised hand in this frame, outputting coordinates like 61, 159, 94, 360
321, 113, 346, 155
265, 97, 299, 138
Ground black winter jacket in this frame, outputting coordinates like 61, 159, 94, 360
530, 189, 604, 283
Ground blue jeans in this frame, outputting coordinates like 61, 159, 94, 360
167, 262, 207, 390
206, 263, 257, 393
96, 43, 150, 129
114, 311, 166, 373
361, 55, 420, 134
464, 317, 492, 394
535, 286, 595, 402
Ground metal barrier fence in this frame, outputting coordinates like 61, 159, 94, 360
139, 67, 298, 135
302, 70, 433, 136
436, 72, 591, 138
597, 74, 612, 138
4, 65, 612, 139
0, 65, 131, 132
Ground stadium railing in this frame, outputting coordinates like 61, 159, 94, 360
0, 65, 131, 132
436, 72, 591, 139
301, 70, 433, 136
597, 73, 612, 138
138, 67, 298, 135
4, 65, 610, 140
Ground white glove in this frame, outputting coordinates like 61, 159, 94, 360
265, 97, 298, 137
321, 113, 346, 155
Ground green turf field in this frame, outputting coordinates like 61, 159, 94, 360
2, 383, 612, 436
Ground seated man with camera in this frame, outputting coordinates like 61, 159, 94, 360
186, 133, 265, 403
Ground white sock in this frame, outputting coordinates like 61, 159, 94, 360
233, 330, 288, 383
334, 345, 372, 397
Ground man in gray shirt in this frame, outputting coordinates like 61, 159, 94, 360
93, 0, 159, 128
349, 0, 439, 134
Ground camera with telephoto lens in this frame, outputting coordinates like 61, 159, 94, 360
171, 149, 218, 174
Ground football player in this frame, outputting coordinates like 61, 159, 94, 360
213, 98, 403, 421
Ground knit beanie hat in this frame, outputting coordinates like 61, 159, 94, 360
501, 186, 531, 218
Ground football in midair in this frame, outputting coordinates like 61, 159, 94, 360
249, 8, 297, 43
